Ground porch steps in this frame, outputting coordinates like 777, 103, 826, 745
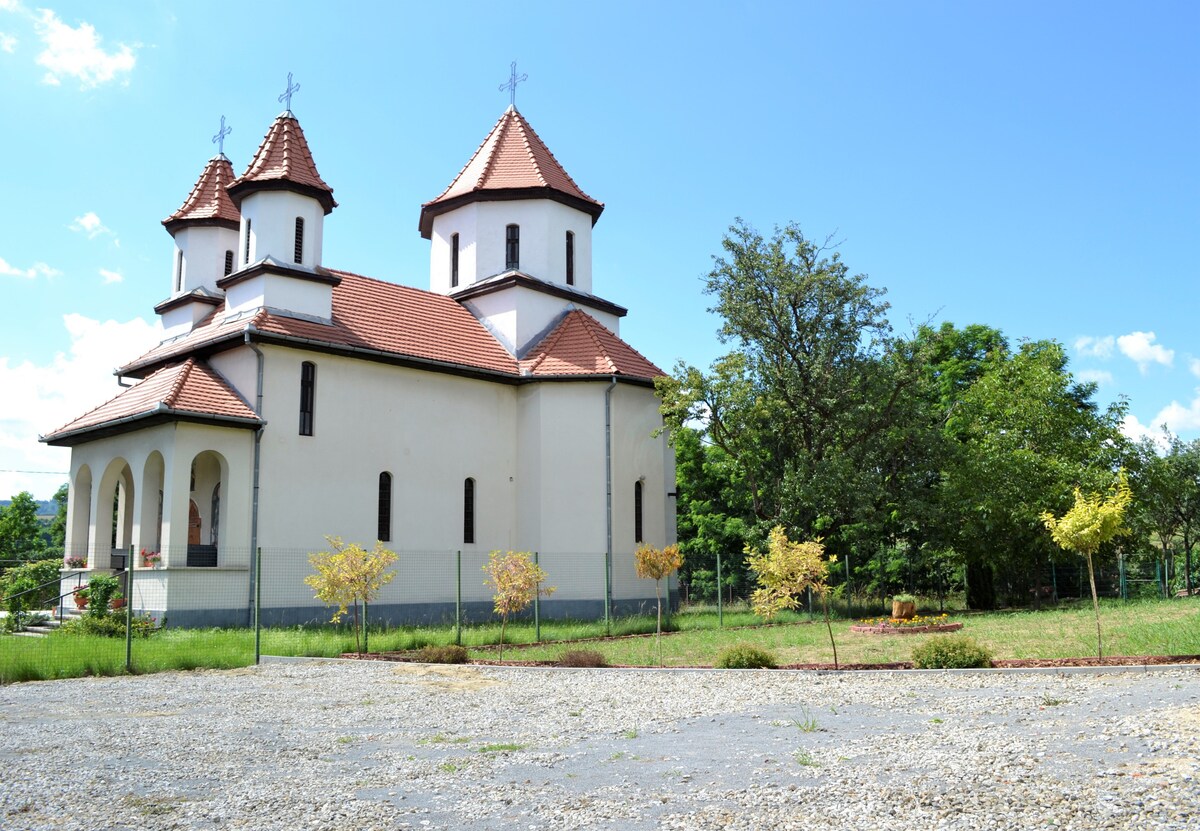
11, 608, 81, 638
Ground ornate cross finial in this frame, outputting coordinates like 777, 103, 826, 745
278, 72, 301, 113
211, 115, 232, 156
498, 61, 527, 109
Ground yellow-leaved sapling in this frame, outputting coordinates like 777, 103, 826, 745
483, 551, 555, 661
304, 536, 398, 654
746, 526, 838, 669
635, 542, 683, 665
1040, 472, 1132, 661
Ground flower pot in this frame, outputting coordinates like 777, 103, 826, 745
892, 600, 916, 620
73, 593, 88, 610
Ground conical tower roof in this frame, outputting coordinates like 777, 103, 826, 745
162, 154, 240, 233
228, 113, 337, 214
419, 107, 603, 239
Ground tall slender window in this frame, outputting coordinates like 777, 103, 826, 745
565, 231, 575, 285
223, 250, 234, 276
175, 249, 184, 292
450, 233, 460, 288
294, 216, 304, 264
463, 478, 476, 544
505, 224, 519, 270
244, 218, 252, 264
210, 483, 220, 547
299, 361, 316, 436
378, 472, 392, 542
634, 480, 644, 544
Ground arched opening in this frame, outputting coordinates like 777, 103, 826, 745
139, 451, 165, 560
187, 450, 226, 567
97, 458, 135, 571
505, 224, 519, 271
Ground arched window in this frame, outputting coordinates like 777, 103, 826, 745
565, 231, 575, 285
244, 218, 252, 264
175, 249, 184, 292
634, 480, 644, 544
223, 249, 234, 276
505, 224, 519, 270
450, 233, 460, 288
378, 472, 392, 542
294, 216, 304, 264
299, 361, 316, 436
463, 478, 476, 544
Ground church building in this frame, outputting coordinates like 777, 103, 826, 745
43, 96, 676, 626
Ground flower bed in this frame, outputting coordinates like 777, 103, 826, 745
850, 613, 963, 635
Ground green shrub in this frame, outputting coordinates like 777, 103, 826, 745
0, 559, 63, 631
416, 644, 470, 664
714, 643, 777, 669
558, 649, 607, 668
892, 592, 916, 604
911, 635, 993, 669
59, 610, 158, 638
84, 574, 121, 619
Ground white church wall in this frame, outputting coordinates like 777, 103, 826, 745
208, 348, 259, 410
429, 203, 479, 294
223, 272, 332, 320
466, 289, 622, 357
238, 190, 325, 268
172, 224, 238, 295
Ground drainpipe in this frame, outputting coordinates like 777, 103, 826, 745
604, 375, 618, 620
245, 331, 265, 626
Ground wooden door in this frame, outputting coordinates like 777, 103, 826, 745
188, 500, 201, 546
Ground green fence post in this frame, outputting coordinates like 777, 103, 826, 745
604, 552, 612, 636
533, 551, 541, 643
254, 547, 262, 664
1119, 554, 1128, 602
363, 601, 369, 654
716, 548, 723, 627
125, 545, 134, 673
455, 550, 462, 647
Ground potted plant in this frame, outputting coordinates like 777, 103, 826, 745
110, 595, 126, 611
72, 586, 89, 610
140, 549, 161, 568
891, 592, 917, 620
64, 556, 86, 569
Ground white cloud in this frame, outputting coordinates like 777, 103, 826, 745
0, 313, 162, 498
99, 268, 122, 284
1151, 396, 1200, 434
1121, 414, 1172, 451
1074, 335, 1115, 359
1190, 358, 1200, 378
1117, 331, 1174, 373
69, 210, 110, 238
33, 9, 136, 89
0, 32, 16, 53
0, 1, 20, 13
1075, 369, 1113, 386
0, 255, 60, 278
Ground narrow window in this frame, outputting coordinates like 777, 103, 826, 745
299, 361, 316, 436
450, 233, 459, 288
565, 231, 575, 285
244, 218, 252, 264
505, 224, 519, 270
294, 216, 304, 264
223, 249, 234, 276
634, 480, 644, 544
175, 249, 184, 292
210, 483, 220, 547
463, 478, 476, 544
378, 472, 392, 542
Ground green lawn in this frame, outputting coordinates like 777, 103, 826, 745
1, 599, 1196, 684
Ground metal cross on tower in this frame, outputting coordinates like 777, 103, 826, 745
278, 72, 301, 113
211, 115, 232, 156
499, 61, 527, 108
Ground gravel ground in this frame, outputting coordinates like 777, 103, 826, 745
1, 661, 1198, 830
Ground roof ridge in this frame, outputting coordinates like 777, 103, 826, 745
576, 311, 618, 374
518, 118, 549, 188
163, 358, 196, 408
523, 312, 574, 374
474, 111, 510, 191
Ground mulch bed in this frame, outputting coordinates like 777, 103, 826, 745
848, 622, 964, 635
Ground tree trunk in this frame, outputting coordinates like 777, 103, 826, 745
821, 591, 838, 670
1084, 551, 1103, 662
966, 560, 996, 610
499, 616, 507, 662
353, 599, 361, 655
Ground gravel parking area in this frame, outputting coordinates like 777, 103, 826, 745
1, 661, 1197, 830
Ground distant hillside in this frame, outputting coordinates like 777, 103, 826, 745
0, 499, 58, 517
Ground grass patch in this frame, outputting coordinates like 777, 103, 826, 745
475, 743, 526, 753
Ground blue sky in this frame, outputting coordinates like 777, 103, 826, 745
0, 0, 1196, 499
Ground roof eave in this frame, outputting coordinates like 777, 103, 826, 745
42, 408, 262, 447
227, 178, 337, 215
419, 188, 604, 239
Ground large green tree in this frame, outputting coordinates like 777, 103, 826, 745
0, 491, 45, 564
1127, 433, 1200, 596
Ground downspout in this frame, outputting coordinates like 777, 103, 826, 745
245, 331, 265, 626
604, 375, 618, 618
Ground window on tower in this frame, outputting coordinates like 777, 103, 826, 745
505, 224, 519, 271
299, 361, 316, 436
565, 231, 575, 285
244, 219, 252, 265
175, 249, 184, 292
451, 233, 459, 288
294, 217, 304, 264
224, 250, 234, 276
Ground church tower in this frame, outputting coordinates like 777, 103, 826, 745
219, 97, 338, 321
157, 153, 240, 337
419, 107, 625, 356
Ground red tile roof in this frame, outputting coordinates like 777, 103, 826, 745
162, 155, 240, 231
420, 108, 603, 237
520, 310, 664, 380
229, 114, 336, 213
44, 359, 259, 442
